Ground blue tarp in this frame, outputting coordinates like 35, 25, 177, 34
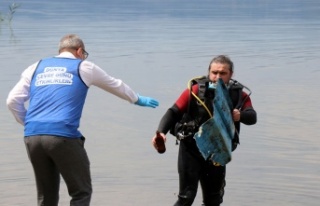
194, 79, 235, 166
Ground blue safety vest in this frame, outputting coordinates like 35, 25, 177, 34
25, 57, 88, 138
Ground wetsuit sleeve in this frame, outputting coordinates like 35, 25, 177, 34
157, 87, 193, 134
239, 92, 257, 125
157, 104, 183, 134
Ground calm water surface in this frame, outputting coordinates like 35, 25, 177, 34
1, 0, 319, 205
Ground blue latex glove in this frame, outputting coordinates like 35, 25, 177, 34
135, 94, 159, 108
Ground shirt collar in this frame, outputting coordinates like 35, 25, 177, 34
57, 51, 77, 59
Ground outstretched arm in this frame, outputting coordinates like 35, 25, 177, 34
81, 61, 159, 108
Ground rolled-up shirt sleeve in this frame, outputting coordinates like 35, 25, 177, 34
79, 60, 138, 103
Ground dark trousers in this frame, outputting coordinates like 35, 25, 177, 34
24, 135, 92, 206
174, 139, 226, 206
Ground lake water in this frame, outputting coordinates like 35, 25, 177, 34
1, 0, 319, 205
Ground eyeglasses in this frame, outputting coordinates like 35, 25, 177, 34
82, 49, 89, 60
68, 47, 89, 60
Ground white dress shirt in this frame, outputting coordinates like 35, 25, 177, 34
6, 52, 139, 125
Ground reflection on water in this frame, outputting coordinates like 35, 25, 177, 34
1, 0, 320, 205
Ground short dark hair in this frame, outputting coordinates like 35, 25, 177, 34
208, 55, 234, 72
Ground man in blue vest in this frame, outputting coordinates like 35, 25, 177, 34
7, 34, 159, 206
152, 55, 257, 206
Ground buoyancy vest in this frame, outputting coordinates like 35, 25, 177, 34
177, 76, 244, 151
24, 57, 88, 138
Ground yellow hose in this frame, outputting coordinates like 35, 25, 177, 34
187, 77, 213, 118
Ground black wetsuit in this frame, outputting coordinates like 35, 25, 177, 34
157, 78, 257, 206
